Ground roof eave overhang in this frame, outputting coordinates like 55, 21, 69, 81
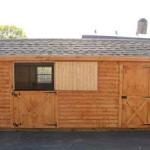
0, 55, 150, 62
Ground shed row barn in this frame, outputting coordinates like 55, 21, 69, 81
0, 36, 150, 129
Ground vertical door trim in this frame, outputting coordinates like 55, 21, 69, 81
12, 62, 16, 128
9, 62, 15, 128
118, 63, 123, 127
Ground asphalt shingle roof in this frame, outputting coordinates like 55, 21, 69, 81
0, 38, 150, 56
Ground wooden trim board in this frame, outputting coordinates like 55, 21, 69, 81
0, 55, 150, 62
118, 63, 123, 127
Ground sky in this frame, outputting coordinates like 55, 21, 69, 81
0, 0, 150, 38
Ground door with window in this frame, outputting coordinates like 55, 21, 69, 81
13, 63, 56, 128
121, 63, 150, 128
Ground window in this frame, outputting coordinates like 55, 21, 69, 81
37, 67, 52, 83
15, 63, 54, 91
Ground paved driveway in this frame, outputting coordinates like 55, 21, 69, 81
0, 131, 150, 150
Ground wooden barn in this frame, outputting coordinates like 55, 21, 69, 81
0, 36, 150, 129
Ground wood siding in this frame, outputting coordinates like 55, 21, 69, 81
55, 62, 98, 90
57, 62, 119, 128
0, 62, 12, 127
2, 59, 150, 129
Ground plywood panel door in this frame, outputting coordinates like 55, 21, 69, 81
121, 64, 149, 128
13, 92, 56, 128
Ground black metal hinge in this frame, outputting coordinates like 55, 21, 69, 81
12, 91, 20, 97
13, 122, 21, 127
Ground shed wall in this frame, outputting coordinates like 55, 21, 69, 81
0, 60, 120, 129
57, 62, 119, 128
0, 62, 12, 127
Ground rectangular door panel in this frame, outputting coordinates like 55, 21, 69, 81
121, 63, 149, 127
123, 65, 149, 97
13, 91, 56, 128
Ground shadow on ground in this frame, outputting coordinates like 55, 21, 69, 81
0, 131, 150, 150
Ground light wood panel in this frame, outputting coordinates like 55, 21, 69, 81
55, 62, 98, 90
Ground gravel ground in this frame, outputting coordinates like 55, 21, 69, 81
0, 131, 150, 150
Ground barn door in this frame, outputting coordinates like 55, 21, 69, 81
13, 92, 56, 128
121, 64, 150, 128
147, 98, 150, 124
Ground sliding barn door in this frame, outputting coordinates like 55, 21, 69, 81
13, 92, 56, 128
121, 64, 150, 128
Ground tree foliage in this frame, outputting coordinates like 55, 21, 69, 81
0, 25, 26, 39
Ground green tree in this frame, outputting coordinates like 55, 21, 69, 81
0, 25, 26, 39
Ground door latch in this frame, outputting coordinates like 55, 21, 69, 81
122, 96, 127, 99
